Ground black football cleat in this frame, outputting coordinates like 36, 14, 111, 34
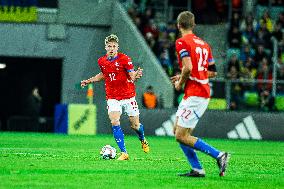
217, 152, 230, 177
178, 170, 205, 177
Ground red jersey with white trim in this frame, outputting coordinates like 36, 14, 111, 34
98, 52, 136, 100
175, 33, 215, 99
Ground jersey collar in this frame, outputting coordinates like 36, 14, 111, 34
107, 55, 119, 62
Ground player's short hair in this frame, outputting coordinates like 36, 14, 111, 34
177, 11, 196, 30
105, 34, 119, 45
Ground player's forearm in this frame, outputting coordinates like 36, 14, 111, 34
179, 67, 191, 85
178, 57, 192, 85
89, 73, 104, 83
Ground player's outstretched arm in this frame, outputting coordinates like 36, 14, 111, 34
80, 72, 104, 88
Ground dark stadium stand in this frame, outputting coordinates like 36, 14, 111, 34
37, 0, 58, 8
7, 116, 53, 132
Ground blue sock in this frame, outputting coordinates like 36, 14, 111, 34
180, 143, 203, 170
135, 124, 145, 141
112, 125, 127, 153
194, 138, 220, 159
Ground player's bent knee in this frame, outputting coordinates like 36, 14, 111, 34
111, 120, 120, 126
176, 137, 187, 145
175, 132, 185, 143
130, 122, 140, 129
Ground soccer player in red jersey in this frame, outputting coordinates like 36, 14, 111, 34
81, 34, 149, 160
171, 11, 230, 177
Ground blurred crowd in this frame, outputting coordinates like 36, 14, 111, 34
121, 0, 284, 110
124, 1, 180, 107
125, 0, 229, 79
127, 5, 178, 77
123, 0, 229, 107
226, 0, 284, 111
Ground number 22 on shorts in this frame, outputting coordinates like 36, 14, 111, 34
181, 109, 191, 119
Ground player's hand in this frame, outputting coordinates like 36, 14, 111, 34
208, 71, 217, 78
80, 79, 90, 88
174, 80, 182, 91
170, 75, 180, 84
135, 67, 143, 80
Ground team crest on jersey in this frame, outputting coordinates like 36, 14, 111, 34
128, 62, 132, 65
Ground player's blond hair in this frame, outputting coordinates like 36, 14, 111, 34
105, 34, 119, 45
177, 11, 196, 30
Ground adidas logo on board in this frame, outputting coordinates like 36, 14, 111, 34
227, 115, 262, 140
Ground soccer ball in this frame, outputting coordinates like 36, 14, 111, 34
100, 145, 117, 160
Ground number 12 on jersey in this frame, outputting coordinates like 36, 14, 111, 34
109, 73, 116, 81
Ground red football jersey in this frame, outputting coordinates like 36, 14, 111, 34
98, 52, 136, 100
176, 33, 215, 99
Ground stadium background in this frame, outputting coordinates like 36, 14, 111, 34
1, 1, 284, 188
0, 0, 283, 139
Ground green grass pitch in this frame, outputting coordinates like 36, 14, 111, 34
0, 132, 284, 189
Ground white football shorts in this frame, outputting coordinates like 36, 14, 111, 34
107, 97, 140, 116
176, 96, 209, 129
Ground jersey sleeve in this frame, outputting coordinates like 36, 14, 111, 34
176, 39, 190, 59
98, 58, 106, 74
97, 58, 103, 72
208, 46, 215, 64
123, 56, 134, 72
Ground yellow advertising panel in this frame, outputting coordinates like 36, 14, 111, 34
0, 6, 37, 22
68, 104, 96, 135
